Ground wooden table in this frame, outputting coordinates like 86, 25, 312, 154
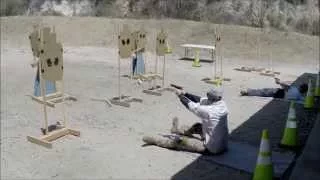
180, 44, 216, 63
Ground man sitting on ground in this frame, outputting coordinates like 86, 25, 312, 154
143, 87, 229, 155
240, 77, 308, 103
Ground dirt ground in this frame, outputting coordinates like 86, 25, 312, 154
1, 16, 319, 179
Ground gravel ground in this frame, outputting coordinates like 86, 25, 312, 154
1, 16, 319, 179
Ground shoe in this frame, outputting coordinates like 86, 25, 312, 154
142, 136, 156, 145
240, 90, 248, 96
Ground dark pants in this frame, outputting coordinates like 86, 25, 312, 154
176, 122, 223, 155
132, 57, 137, 75
185, 123, 203, 139
247, 88, 285, 98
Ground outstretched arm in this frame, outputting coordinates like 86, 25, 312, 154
275, 78, 292, 90
184, 93, 201, 103
178, 94, 191, 109
177, 94, 209, 120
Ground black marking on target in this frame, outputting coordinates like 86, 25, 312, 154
47, 58, 52, 67
54, 57, 59, 66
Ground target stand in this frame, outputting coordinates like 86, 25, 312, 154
142, 29, 174, 96
30, 92, 77, 108
27, 127, 80, 148
202, 31, 231, 86
142, 56, 173, 97
27, 26, 80, 148
108, 25, 143, 108
28, 26, 77, 108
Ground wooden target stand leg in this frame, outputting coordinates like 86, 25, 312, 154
30, 91, 77, 108
110, 57, 143, 108
142, 55, 174, 96
27, 64, 80, 148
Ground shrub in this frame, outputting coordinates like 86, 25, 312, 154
0, 0, 29, 16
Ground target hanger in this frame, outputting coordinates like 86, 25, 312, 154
108, 24, 143, 107
27, 26, 80, 148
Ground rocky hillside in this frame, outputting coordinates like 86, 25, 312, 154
1, 0, 319, 35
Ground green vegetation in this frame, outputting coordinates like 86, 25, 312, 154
1, 0, 319, 35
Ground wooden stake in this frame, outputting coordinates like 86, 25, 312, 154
118, 56, 121, 101
40, 76, 49, 134
162, 55, 165, 87
154, 55, 158, 88
61, 77, 67, 127
214, 48, 217, 78
39, 29, 48, 134
220, 33, 223, 80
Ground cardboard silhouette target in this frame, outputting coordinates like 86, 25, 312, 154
156, 29, 167, 56
29, 27, 76, 107
118, 25, 134, 59
29, 26, 41, 59
132, 29, 146, 75
107, 25, 143, 108
27, 26, 80, 148
121, 28, 147, 79
135, 29, 147, 51
28, 26, 57, 99
40, 27, 64, 81
142, 29, 174, 96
